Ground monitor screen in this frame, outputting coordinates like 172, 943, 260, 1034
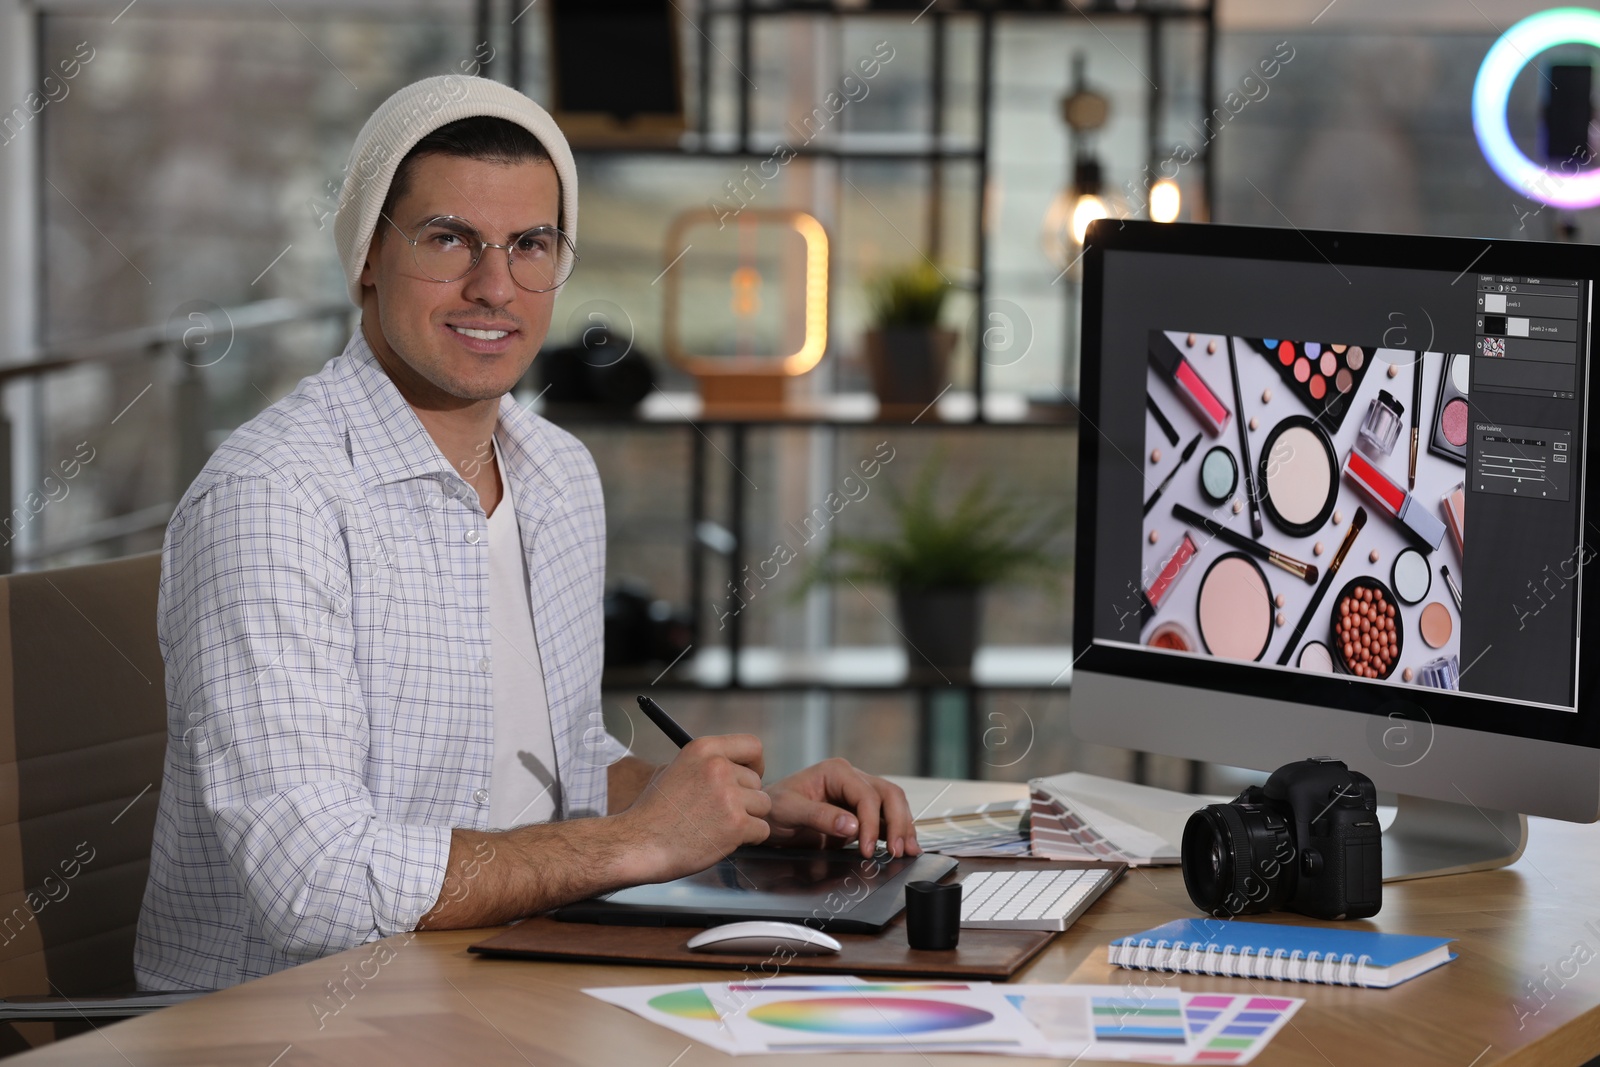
1075, 222, 1600, 751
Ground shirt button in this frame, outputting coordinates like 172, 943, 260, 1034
465, 529, 482, 544
473, 788, 490, 806
477, 657, 491, 673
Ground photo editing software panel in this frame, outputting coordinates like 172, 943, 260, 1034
1094, 252, 1590, 713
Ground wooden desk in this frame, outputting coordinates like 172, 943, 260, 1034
14, 783, 1600, 1066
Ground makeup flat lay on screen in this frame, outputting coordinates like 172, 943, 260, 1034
1140, 332, 1475, 696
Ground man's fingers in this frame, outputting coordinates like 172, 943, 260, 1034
830, 765, 883, 858
732, 764, 763, 792
744, 788, 773, 820
780, 796, 861, 839
688, 733, 765, 776
873, 777, 919, 856
742, 814, 773, 846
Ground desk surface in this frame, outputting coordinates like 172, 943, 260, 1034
16, 780, 1600, 1066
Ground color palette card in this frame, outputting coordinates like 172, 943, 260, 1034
710, 980, 1049, 1054
1004, 985, 1303, 1064
1006, 984, 1191, 1062
1180, 993, 1302, 1064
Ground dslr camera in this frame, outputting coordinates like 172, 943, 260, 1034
1181, 757, 1381, 921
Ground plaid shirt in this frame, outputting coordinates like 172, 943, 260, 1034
135, 329, 625, 990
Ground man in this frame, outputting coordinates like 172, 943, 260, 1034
136, 75, 918, 991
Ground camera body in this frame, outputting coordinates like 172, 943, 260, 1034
1181, 757, 1382, 921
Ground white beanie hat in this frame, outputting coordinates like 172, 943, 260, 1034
333, 75, 579, 307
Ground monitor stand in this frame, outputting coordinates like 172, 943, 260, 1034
1381, 794, 1528, 881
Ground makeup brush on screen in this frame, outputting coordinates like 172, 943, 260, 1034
1227, 336, 1265, 539
1277, 506, 1367, 666
1171, 504, 1319, 585
1142, 434, 1201, 516
1409, 353, 1423, 491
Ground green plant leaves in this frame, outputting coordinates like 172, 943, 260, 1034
867, 262, 948, 329
800, 453, 1068, 593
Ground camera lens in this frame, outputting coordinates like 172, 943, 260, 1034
1181, 803, 1294, 916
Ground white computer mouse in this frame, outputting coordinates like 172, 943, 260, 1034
685, 921, 843, 956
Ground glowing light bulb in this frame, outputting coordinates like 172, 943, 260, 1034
1149, 179, 1181, 223
1072, 194, 1108, 244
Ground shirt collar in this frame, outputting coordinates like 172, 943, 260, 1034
335, 327, 562, 509
335, 327, 477, 489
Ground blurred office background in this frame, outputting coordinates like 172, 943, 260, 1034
0, 0, 1583, 789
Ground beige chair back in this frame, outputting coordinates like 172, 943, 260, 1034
0, 553, 165, 1049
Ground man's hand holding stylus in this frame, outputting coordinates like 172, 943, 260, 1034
615, 741, 921, 875
615, 735, 773, 883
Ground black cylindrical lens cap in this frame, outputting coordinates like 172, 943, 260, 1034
905, 880, 962, 951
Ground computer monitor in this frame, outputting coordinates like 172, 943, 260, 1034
1070, 219, 1600, 881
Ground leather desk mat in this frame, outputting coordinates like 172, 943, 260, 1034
469, 857, 1126, 981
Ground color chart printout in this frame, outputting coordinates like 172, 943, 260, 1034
707, 981, 1048, 1054
1006, 986, 1303, 1064
587, 979, 1303, 1060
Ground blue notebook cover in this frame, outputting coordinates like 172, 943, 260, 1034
1109, 918, 1456, 986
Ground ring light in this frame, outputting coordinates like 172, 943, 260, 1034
1472, 7, 1600, 209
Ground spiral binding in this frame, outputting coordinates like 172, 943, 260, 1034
1109, 935, 1378, 986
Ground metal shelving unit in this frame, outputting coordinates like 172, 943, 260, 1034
496, 0, 1217, 773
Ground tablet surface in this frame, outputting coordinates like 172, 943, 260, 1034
551, 847, 957, 933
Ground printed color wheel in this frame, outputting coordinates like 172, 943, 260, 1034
748, 997, 993, 1035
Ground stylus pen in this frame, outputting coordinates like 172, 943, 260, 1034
1409, 353, 1423, 491
1276, 507, 1367, 666
637, 695, 694, 748
1227, 336, 1265, 539
1142, 434, 1200, 516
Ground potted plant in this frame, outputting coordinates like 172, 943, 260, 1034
862, 262, 956, 413
800, 456, 1066, 682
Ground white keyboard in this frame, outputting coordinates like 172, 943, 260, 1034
958, 868, 1113, 931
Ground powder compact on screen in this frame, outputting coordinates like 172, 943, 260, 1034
1420, 601, 1454, 649
1259, 416, 1338, 537
1297, 641, 1335, 673
1391, 547, 1432, 605
1330, 577, 1403, 679
1197, 552, 1275, 662
1200, 446, 1238, 504
1429, 353, 1470, 464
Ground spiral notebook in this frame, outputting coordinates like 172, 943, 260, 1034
1108, 918, 1456, 988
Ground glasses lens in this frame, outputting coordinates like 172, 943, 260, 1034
508, 228, 575, 292
411, 219, 482, 282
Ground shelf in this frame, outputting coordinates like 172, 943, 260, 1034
705, 1, 1212, 17
602, 644, 1075, 691
536, 390, 1080, 427
573, 130, 984, 162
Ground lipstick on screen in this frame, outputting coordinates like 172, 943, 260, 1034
1148, 331, 1231, 436
1342, 448, 1447, 551
1140, 532, 1199, 625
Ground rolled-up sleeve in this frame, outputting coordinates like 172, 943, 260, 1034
164, 475, 449, 959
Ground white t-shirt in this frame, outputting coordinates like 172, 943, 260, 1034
485, 434, 561, 829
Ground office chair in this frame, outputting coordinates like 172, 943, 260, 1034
0, 553, 197, 1052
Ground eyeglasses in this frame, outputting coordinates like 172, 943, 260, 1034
381, 213, 577, 292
